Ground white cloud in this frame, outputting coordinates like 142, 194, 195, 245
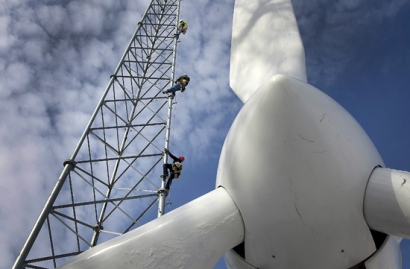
67, 2, 104, 35
0, 15, 16, 52
0, 62, 34, 97
35, 5, 69, 36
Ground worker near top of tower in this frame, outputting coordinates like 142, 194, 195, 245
163, 74, 190, 97
175, 20, 188, 38
161, 148, 185, 190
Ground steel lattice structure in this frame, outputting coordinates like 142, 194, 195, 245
13, 0, 182, 268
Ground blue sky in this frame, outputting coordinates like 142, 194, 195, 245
0, 0, 409, 268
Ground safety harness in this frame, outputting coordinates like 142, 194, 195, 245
172, 162, 183, 173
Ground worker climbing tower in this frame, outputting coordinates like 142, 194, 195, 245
13, 0, 182, 268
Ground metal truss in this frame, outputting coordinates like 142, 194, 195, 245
13, 0, 181, 268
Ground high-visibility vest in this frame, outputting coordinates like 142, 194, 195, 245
180, 21, 188, 28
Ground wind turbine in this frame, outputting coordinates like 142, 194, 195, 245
57, 0, 410, 268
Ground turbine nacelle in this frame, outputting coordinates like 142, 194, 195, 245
217, 74, 408, 268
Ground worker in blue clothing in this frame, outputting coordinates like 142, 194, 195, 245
161, 148, 185, 190
162, 74, 190, 97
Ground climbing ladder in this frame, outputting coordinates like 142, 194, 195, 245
13, 0, 182, 268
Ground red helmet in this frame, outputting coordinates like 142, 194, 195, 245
179, 156, 185, 162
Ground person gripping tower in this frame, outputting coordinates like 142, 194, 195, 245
161, 148, 185, 190
162, 74, 190, 97
175, 20, 188, 38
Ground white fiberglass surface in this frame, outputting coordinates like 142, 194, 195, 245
58, 188, 244, 269
217, 75, 383, 268
365, 236, 402, 269
365, 168, 410, 238
230, 0, 307, 103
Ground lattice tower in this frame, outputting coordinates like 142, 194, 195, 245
13, 0, 182, 268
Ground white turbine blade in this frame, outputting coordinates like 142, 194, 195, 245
230, 0, 307, 103
57, 188, 244, 269
364, 168, 410, 238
